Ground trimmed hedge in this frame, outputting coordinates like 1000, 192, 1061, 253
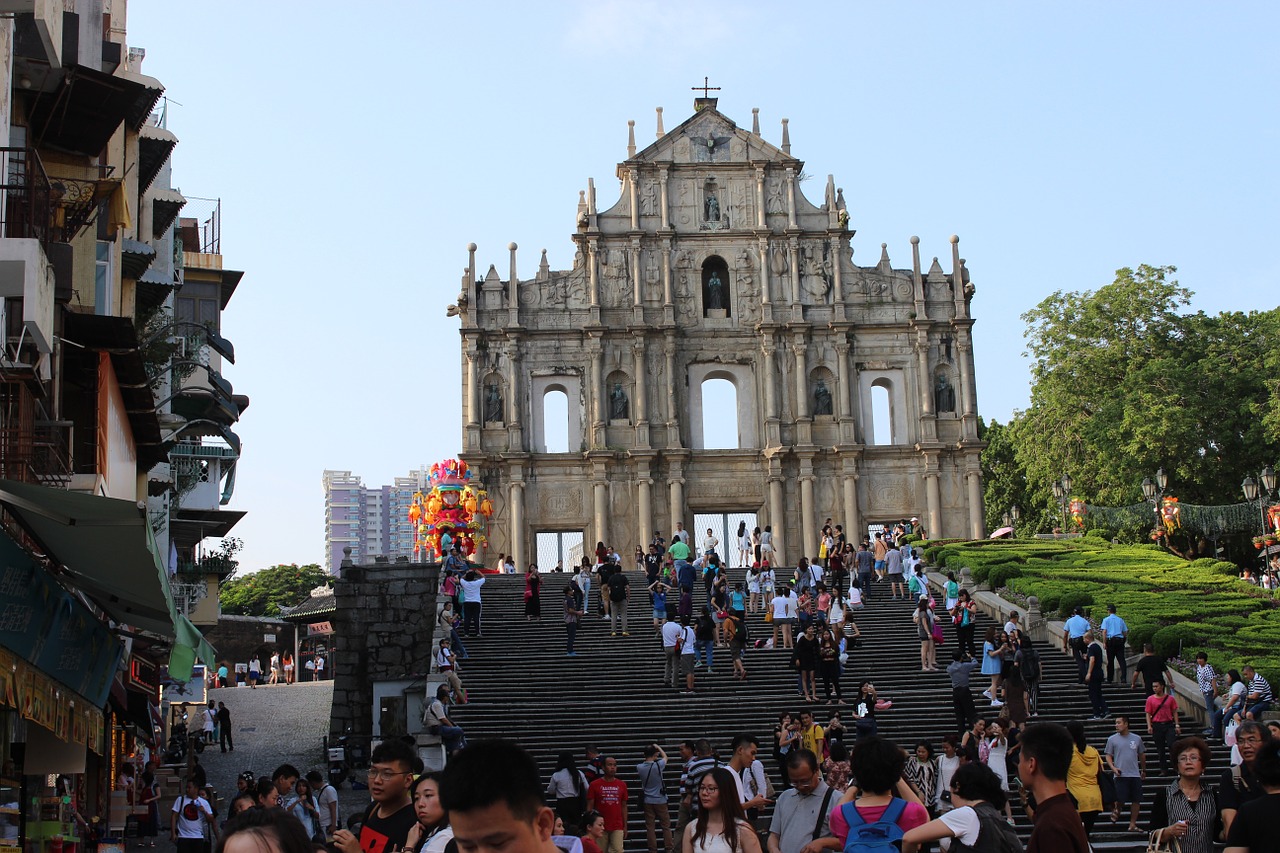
925, 538, 1280, 686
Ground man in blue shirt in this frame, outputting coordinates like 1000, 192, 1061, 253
1062, 607, 1091, 684
1100, 604, 1129, 684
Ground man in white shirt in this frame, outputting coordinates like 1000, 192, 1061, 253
662, 619, 683, 689
724, 735, 771, 819
672, 522, 690, 545
678, 616, 697, 695
170, 779, 217, 853
306, 770, 340, 837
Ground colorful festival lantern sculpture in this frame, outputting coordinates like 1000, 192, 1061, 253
1068, 498, 1086, 530
1159, 495, 1181, 534
408, 459, 494, 562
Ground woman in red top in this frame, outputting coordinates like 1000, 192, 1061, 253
580, 810, 605, 853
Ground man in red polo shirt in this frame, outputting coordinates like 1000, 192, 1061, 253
587, 756, 629, 853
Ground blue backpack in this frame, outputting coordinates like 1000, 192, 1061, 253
840, 798, 907, 853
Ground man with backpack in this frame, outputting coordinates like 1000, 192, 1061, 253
828, 737, 929, 851
636, 744, 671, 853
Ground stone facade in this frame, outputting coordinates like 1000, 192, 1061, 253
453, 99, 985, 569
328, 554, 439, 743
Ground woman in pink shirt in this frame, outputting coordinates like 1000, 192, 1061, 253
829, 737, 929, 846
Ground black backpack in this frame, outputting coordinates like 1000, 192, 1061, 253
972, 801, 1024, 852
1020, 648, 1041, 682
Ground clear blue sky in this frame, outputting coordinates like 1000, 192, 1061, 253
128, 1, 1279, 574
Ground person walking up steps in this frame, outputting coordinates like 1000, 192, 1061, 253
606, 569, 630, 637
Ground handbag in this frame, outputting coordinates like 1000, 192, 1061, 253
764, 609, 774, 623
931, 621, 945, 645
1146, 829, 1180, 853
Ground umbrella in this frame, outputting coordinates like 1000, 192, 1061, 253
989, 526, 1014, 539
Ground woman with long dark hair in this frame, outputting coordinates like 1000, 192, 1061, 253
524, 564, 542, 620
546, 751, 588, 830
405, 772, 453, 853
681, 767, 761, 853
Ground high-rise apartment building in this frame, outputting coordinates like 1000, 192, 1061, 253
323, 466, 430, 573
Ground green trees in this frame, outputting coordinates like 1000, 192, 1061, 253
219, 563, 331, 617
983, 264, 1280, 552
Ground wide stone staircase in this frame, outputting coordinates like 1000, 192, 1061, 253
450, 570, 1227, 852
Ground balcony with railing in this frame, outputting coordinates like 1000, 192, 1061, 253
0, 379, 72, 486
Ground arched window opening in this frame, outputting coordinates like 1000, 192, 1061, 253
542, 388, 569, 453
870, 381, 893, 446
701, 377, 739, 449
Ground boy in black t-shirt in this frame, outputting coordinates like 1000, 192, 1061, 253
333, 740, 417, 853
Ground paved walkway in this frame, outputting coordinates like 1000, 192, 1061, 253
141, 679, 372, 850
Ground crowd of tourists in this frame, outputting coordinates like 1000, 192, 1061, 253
168, 725, 1280, 853
406, 517, 1280, 852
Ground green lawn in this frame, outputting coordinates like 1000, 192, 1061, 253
925, 534, 1280, 684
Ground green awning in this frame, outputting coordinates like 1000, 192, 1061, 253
171, 615, 219, 681
0, 480, 215, 681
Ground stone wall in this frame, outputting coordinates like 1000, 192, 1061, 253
202, 614, 295, 672
328, 556, 440, 743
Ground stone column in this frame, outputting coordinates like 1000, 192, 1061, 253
917, 332, 934, 416
662, 240, 673, 305
835, 340, 852, 419
509, 480, 525, 570
669, 469, 685, 532
628, 168, 639, 231
754, 167, 766, 229
593, 480, 608, 549
842, 472, 861, 540
659, 167, 670, 231
799, 464, 817, 558
967, 469, 985, 539
785, 167, 798, 230
832, 238, 844, 304
793, 335, 809, 419
506, 338, 523, 450
589, 338, 604, 445
788, 237, 801, 305
637, 468, 653, 548
632, 336, 648, 423
957, 334, 976, 418
466, 346, 480, 427
758, 239, 771, 306
630, 241, 642, 307
588, 243, 599, 307
664, 333, 680, 445
768, 477, 786, 565
761, 339, 778, 420
925, 469, 942, 539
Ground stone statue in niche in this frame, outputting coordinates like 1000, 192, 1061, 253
800, 247, 827, 304
609, 383, 629, 420
640, 181, 657, 216
707, 271, 725, 309
935, 374, 956, 413
705, 192, 721, 221
484, 383, 503, 423
767, 179, 786, 214
813, 380, 833, 416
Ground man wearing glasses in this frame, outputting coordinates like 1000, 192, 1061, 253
767, 749, 836, 853
333, 740, 417, 853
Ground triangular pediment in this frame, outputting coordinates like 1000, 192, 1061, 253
628, 106, 798, 167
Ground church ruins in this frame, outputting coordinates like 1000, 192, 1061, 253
451, 94, 986, 570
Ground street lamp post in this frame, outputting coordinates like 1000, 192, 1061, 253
1011, 504, 1021, 537
1051, 476, 1072, 536
1243, 465, 1278, 579
1143, 467, 1169, 544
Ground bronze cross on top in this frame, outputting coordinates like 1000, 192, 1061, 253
692, 76, 721, 98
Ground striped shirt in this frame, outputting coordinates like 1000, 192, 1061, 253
1249, 673, 1273, 702
1159, 780, 1218, 853
1195, 663, 1218, 694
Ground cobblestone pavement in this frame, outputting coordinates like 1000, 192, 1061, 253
142, 680, 372, 851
